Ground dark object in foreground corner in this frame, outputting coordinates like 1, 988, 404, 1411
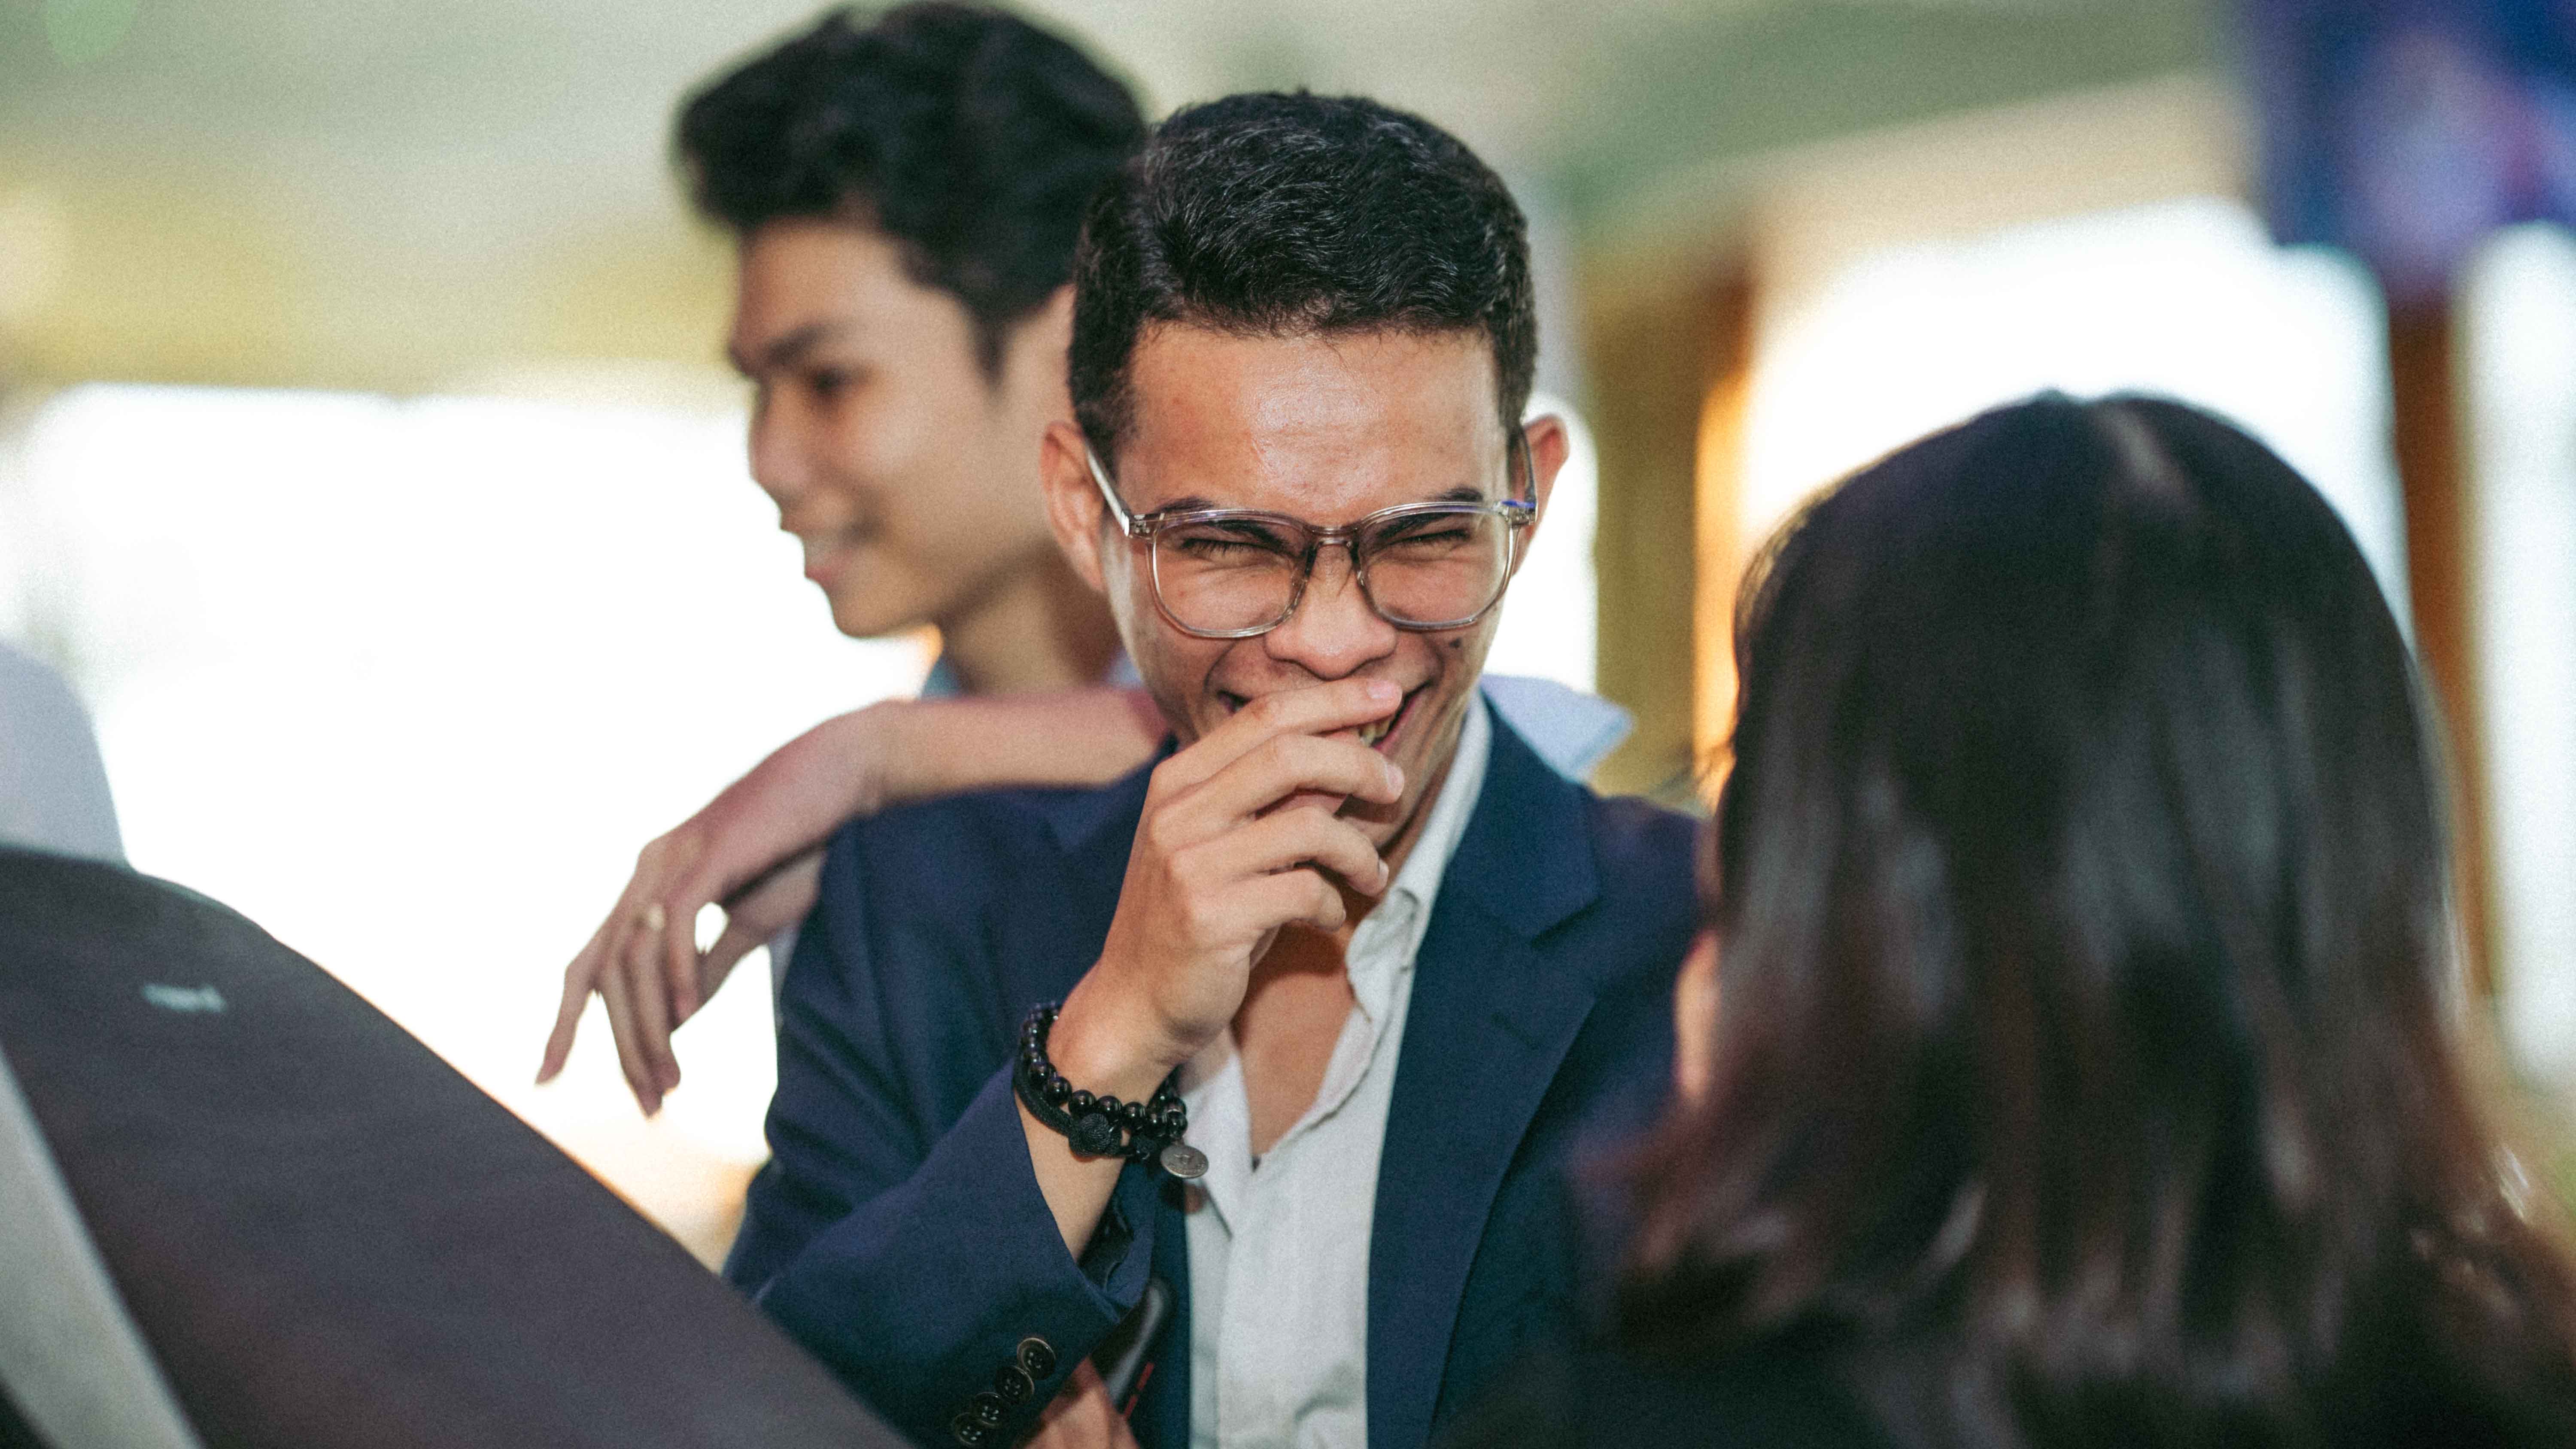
0, 848, 904, 1449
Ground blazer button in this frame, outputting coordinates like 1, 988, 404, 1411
970, 1391, 1007, 1427
994, 1364, 1035, 1404
1017, 1336, 1058, 1378
949, 1412, 990, 1447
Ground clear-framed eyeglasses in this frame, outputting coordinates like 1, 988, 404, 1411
1083, 429, 1539, 640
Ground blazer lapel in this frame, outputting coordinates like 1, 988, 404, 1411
1367, 721, 1602, 1449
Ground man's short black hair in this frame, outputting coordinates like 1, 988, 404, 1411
676, 3, 1145, 374
1069, 92, 1537, 461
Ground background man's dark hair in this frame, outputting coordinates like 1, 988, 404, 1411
675, 3, 1145, 374
1069, 92, 1537, 460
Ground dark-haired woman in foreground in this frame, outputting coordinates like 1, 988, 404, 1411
1457, 394, 2576, 1447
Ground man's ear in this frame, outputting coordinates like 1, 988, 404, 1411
1512, 412, 1572, 570
1039, 420, 1112, 594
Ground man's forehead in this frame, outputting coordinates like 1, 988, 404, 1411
1118, 324, 1506, 509
725, 218, 937, 368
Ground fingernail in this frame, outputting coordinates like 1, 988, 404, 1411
1364, 679, 1400, 704
1384, 761, 1405, 794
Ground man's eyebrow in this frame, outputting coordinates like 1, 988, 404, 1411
726, 320, 849, 377
1146, 485, 1492, 515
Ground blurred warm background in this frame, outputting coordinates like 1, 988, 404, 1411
3, 0, 2569, 1264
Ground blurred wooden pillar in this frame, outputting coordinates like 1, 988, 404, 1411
2386, 291, 2494, 997
1584, 252, 1756, 804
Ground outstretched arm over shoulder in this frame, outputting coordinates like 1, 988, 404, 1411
539, 687, 1165, 1112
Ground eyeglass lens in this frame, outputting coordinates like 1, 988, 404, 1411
1151, 508, 1513, 634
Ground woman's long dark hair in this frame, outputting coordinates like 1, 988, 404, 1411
1620, 395, 2576, 1446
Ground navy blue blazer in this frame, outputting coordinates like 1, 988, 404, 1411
727, 714, 1698, 1449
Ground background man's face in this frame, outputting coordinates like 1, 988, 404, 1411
728, 218, 1067, 639
1089, 326, 1537, 849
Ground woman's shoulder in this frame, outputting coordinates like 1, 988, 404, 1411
1441, 1340, 1894, 1449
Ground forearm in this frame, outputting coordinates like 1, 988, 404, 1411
1018, 967, 1191, 1255
747, 1069, 1157, 1444
874, 687, 1164, 806
683, 688, 1160, 913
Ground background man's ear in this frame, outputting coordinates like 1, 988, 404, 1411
1039, 421, 1112, 594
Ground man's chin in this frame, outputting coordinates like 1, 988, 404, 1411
827, 593, 931, 643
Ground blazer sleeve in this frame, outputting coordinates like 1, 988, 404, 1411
723, 832, 1162, 1447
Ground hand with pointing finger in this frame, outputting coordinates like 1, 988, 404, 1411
538, 688, 1167, 1113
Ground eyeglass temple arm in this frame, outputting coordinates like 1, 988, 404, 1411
1083, 443, 1146, 537
1507, 422, 1543, 512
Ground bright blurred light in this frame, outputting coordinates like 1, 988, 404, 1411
0, 383, 930, 1255
1739, 196, 2409, 619
2467, 224, 2576, 1079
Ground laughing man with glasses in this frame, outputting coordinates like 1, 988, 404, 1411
724, 92, 1700, 1449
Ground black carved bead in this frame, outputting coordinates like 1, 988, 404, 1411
1120, 1101, 1146, 1129
1069, 1090, 1095, 1114
1045, 1075, 1070, 1105
1069, 1112, 1121, 1156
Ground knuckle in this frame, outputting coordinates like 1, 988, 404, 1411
1164, 842, 1212, 893
1178, 892, 1224, 940
1246, 735, 1292, 775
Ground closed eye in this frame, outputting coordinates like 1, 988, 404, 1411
1165, 518, 1302, 562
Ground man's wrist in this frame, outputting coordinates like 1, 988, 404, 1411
1047, 975, 1191, 1104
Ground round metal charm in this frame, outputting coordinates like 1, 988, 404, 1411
1160, 1141, 1209, 1179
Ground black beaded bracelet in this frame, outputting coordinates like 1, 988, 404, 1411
1012, 1002, 1206, 1180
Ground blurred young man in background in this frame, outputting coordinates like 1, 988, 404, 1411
541, 3, 1144, 1106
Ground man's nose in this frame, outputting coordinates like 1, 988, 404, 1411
745, 391, 809, 507
1264, 545, 1397, 678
